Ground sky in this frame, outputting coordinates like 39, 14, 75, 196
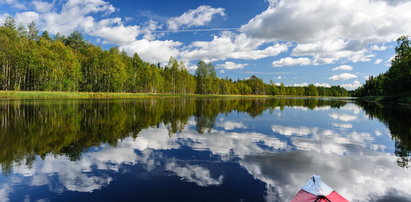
1, 0, 410, 90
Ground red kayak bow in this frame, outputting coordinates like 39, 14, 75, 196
291, 175, 348, 202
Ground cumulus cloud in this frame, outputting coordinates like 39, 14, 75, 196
217, 62, 248, 70
329, 73, 357, 81
241, 0, 411, 43
167, 5, 225, 30
40, 0, 117, 34
8, 0, 144, 45
241, 0, 411, 65
272, 57, 314, 67
88, 18, 140, 44
120, 39, 182, 64
141, 20, 164, 40
32, 0, 54, 13
331, 65, 353, 71
314, 83, 332, 87
291, 40, 374, 65
341, 80, 362, 90
182, 31, 288, 62
370, 45, 388, 51
15, 11, 40, 26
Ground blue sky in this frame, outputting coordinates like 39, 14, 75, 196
1, 0, 409, 89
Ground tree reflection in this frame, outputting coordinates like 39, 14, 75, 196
0, 98, 347, 174
356, 100, 411, 167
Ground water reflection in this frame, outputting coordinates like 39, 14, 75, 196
0, 98, 410, 201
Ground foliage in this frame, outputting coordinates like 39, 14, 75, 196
354, 36, 411, 97
0, 19, 349, 96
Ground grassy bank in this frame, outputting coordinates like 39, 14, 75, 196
359, 91, 411, 105
0, 91, 280, 99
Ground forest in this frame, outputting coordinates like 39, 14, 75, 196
0, 17, 349, 96
353, 36, 411, 97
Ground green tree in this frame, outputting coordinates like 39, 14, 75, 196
307, 84, 319, 96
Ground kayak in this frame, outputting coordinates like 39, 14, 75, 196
291, 175, 348, 202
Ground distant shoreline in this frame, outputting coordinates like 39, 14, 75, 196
0, 91, 350, 99
358, 92, 411, 105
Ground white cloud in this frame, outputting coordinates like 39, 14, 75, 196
375, 130, 383, 137
120, 39, 182, 64
374, 59, 383, 64
217, 62, 248, 70
0, 14, 8, 25
32, 0, 54, 13
329, 73, 357, 81
331, 123, 353, 129
314, 83, 331, 88
241, 0, 411, 44
0, 184, 10, 202
328, 113, 357, 122
341, 80, 362, 90
10, 0, 142, 45
290, 83, 308, 87
217, 121, 247, 130
370, 45, 388, 51
341, 104, 361, 114
141, 20, 164, 40
167, 5, 225, 30
90, 18, 140, 45
40, 0, 116, 35
331, 65, 353, 71
272, 57, 314, 67
182, 31, 288, 62
291, 40, 374, 65
165, 162, 223, 187
15, 12, 40, 26
272, 124, 373, 155
241, 0, 411, 65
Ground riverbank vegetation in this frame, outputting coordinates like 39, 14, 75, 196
353, 36, 411, 103
0, 17, 349, 97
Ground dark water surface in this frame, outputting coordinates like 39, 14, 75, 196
0, 98, 410, 202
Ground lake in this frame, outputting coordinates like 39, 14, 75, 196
0, 97, 410, 201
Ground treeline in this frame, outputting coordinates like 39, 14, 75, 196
353, 36, 411, 97
0, 17, 349, 96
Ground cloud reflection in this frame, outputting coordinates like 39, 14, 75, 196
0, 113, 405, 202
240, 151, 411, 201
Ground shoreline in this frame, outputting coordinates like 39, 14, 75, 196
357, 93, 411, 105
0, 91, 351, 99
0, 91, 278, 99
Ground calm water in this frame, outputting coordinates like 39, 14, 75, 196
0, 98, 410, 202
